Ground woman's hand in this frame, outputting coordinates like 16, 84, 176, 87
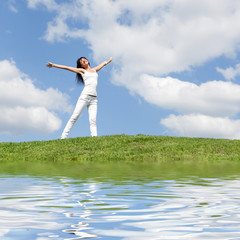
108, 57, 113, 64
46, 62, 53, 68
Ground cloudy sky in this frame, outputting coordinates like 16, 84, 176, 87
1, 0, 240, 142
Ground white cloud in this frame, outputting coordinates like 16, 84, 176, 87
0, 59, 73, 136
8, 0, 18, 13
27, 0, 57, 10
27, 0, 240, 72
217, 63, 240, 81
0, 229, 9, 237
139, 74, 240, 139
161, 114, 240, 139
27, 0, 240, 84
0, 107, 61, 135
27, 0, 240, 139
27, 0, 86, 42
137, 74, 240, 117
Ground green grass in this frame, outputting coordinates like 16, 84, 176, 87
1, 134, 240, 163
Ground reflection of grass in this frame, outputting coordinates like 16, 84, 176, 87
0, 134, 240, 163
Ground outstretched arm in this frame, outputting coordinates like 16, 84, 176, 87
46, 62, 85, 74
93, 57, 113, 72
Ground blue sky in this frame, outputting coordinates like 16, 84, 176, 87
1, 0, 240, 142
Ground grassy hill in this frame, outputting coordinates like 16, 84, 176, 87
0, 134, 240, 163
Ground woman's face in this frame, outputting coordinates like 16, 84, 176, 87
80, 58, 89, 68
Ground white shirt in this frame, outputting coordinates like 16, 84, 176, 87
81, 70, 98, 96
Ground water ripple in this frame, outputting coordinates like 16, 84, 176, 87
1, 175, 240, 239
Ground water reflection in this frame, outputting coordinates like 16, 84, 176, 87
1, 162, 240, 239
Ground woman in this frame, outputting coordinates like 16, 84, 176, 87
46, 56, 113, 139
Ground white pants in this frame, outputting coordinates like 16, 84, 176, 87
61, 94, 98, 139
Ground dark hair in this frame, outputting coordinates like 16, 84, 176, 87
76, 57, 90, 84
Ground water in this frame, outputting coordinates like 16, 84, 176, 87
1, 162, 240, 240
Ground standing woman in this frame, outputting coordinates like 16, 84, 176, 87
46, 56, 113, 139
